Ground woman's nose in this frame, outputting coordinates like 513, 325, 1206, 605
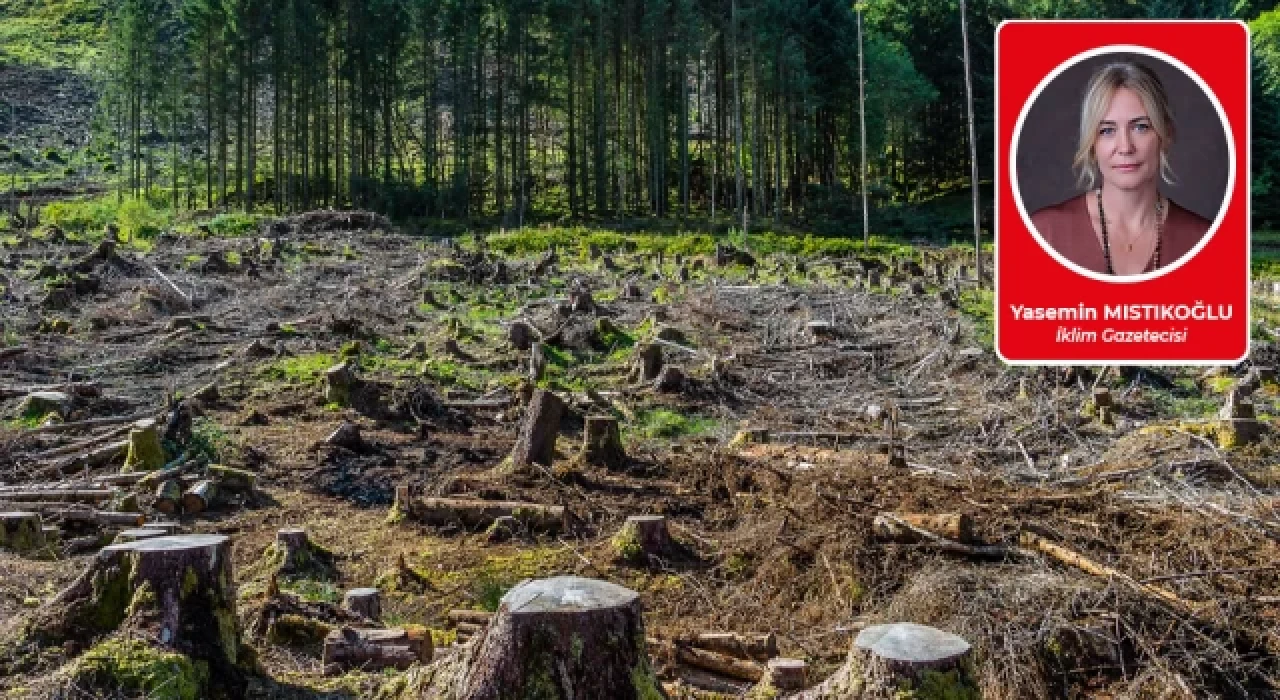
1117, 129, 1135, 154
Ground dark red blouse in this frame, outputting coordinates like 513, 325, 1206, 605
1030, 193, 1212, 275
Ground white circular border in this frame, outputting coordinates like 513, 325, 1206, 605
1011, 44, 1235, 284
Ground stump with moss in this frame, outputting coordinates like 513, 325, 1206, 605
0, 512, 45, 552
272, 527, 338, 580
583, 415, 626, 468
611, 515, 670, 563
796, 622, 975, 699
122, 419, 166, 473
411, 576, 666, 699
27, 534, 246, 696
325, 360, 361, 406
343, 587, 382, 621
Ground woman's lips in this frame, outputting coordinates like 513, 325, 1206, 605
1113, 163, 1141, 171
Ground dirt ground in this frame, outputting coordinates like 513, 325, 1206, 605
1, 213, 1278, 698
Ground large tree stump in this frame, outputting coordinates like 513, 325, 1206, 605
582, 415, 626, 468
343, 587, 382, 621
508, 389, 565, 469
121, 419, 165, 473
417, 576, 666, 699
796, 623, 974, 698
28, 534, 244, 693
0, 511, 45, 551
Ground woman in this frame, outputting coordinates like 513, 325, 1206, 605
1031, 60, 1211, 276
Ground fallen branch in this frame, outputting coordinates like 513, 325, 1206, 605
875, 513, 1017, 559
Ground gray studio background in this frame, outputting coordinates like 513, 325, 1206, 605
1014, 51, 1229, 221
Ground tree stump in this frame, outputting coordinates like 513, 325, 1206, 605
121, 419, 165, 473
797, 623, 974, 699
326, 421, 367, 451
866, 269, 881, 290
325, 360, 360, 406
637, 343, 664, 382
508, 389, 565, 468
612, 515, 671, 562
418, 576, 665, 699
0, 511, 45, 551
508, 320, 536, 351
29, 534, 243, 686
766, 658, 808, 691
654, 365, 685, 392
583, 415, 626, 468
20, 391, 72, 420
343, 587, 382, 621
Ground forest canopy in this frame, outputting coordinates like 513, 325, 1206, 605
88, 0, 1279, 230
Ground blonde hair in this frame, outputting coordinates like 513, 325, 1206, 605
1073, 60, 1177, 190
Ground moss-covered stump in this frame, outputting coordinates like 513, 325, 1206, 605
325, 359, 361, 406
612, 515, 671, 564
28, 534, 245, 695
271, 527, 338, 580
796, 623, 975, 699
0, 512, 45, 552
122, 419, 166, 473
412, 576, 665, 699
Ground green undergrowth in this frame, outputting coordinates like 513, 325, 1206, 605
629, 408, 719, 441
0, 0, 107, 69
59, 637, 206, 700
402, 547, 573, 612
957, 287, 994, 348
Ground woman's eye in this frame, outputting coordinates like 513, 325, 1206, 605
1134, 123, 1151, 132
1099, 127, 1115, 136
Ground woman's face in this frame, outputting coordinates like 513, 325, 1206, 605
1093, 86, 1161, 191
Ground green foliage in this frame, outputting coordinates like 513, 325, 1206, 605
117, 197, 170, 241
261, 353, 337, 384
957, 288, 994, 348
205, 212, 262, 238
40, 195, 119, 235
0, 0, 107, 69
631, 408, 718, 440
187, 418, 230, 462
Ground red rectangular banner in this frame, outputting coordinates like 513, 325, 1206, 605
995, 20, 1250, 365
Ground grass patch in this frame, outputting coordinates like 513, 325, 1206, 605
261, 352, 336, 384
0, 0, 107, 69
630, 408, 719, 440
187, 418, 230, 462
958, 288, 994, 348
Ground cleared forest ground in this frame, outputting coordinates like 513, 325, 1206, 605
0, 213, 1277, 698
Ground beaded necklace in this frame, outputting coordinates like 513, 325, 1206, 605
1097, 188, 1163, 275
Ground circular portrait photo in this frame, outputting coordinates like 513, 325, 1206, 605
1012, 47, 1232, 280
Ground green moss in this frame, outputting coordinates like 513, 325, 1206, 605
126, 582, 156, 617
61, 638, 206, 700
181, 567, 199, 598
266, 613, 331, 648
90, 562, 133, 632
898, 668, 980, 700
630, 408, 718, 440
260, 352, 338, 384
631, 662, 666, 700
610, 523, 644, 563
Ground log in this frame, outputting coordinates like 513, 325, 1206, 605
415, 576, 662, 699
208, 465, 256, 494
1, 490, 115, 504
44, 440, 128, 476
322, 626, 433, 674
0, 511, 46, 551
153, 479, 183, 515
1019, 531, 1204, 618
508, 389, 565, 468
395, 493, 568, 533
343, 587, 382, 621
181, 479, 218, 514
0, 345, 29, 361
49, 509, 146, 527
873, 513, 973, 544
796, 623, 974, 699
873, 513, 1014, 559
688, 632, 777, 662
582, 415, 626, 468
676, 645, 764, 682
448, 609, 494, 626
